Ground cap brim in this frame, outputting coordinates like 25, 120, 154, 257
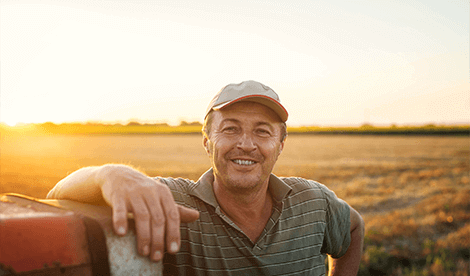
212, 95, 288, 122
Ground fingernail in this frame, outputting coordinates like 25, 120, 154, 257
170, 242, 179, 253
117, 227, 125, 235
143, 245, 149, 256
153, 251, 162, 261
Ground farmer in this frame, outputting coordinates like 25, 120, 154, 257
47, 80, 364, 275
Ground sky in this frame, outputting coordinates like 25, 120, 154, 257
1, 0, 469, 127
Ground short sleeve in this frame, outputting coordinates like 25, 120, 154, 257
153, 176, 196, 208
318, 183, 351, 258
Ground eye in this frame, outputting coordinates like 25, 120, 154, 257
222, 126, 238, 133
255, 128, 271, 136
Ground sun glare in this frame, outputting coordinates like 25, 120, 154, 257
3, 120, 19, 127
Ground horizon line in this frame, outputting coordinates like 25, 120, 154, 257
1, 120, 469, 128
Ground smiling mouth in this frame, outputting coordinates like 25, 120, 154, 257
232, 159, 256, 166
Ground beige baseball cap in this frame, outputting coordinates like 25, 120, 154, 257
205, 80, 288, 122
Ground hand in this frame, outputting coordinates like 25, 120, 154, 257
98, 165, 199, 262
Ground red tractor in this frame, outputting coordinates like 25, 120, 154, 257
0, 193, 161, 275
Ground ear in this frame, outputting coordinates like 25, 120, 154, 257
202, 136, 210, 155
278, 139, 285, 156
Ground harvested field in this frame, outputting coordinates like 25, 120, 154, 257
1, 133, 469, 275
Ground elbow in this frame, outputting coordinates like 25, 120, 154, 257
350, 207, 365, 238
358, 212, 365, 232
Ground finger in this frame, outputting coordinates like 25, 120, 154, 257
112, 192, 128, 236
160, 188, 181, 254
130, 196, 151, 256
178, 205, 200, 223
144, 192, 166, 262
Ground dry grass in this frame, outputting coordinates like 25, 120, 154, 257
1, 133, 469, 275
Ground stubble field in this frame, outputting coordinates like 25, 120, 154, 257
1, 133, 469, 275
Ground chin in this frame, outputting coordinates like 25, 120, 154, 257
224, 174, 265, 192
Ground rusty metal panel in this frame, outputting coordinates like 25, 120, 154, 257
0, 196, 92, 275
0, 193, 162, 276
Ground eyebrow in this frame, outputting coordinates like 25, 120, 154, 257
220, 119, 275, 130
220, 118, 240, 125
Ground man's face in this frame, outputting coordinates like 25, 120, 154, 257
203, 101, 285, 194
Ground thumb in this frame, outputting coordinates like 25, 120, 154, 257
177, 205, 200, 223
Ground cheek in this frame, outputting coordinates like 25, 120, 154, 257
212, 135, 237, 152
259, 140, 282, 160
207, 138, 229, 159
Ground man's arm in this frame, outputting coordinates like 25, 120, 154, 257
328, 206, 365, 276
47, 166, 108, 204
47, 164, 199, 262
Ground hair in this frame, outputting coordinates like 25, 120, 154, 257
202, 110, 287, 142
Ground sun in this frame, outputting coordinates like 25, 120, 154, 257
2, 120, 20, 127
1, 117, 30, 127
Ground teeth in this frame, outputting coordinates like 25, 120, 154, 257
233, 159, 255, 166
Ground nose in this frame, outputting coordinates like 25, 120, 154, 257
237, 132, 256, 152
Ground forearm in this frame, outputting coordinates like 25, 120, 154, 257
46, 165, 108, 204
47, 164, 152, 206
328, 208, 365, 276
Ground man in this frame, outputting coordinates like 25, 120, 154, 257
47, 80, 364, 275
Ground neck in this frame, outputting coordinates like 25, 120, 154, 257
213, 181, 273, 243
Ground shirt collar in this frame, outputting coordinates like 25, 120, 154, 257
188, 168, 292, 208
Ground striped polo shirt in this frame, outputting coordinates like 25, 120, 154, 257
157, 169, 351, 276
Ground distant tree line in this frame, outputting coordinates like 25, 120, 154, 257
1, 121, 468, 136
38, 121, 203, 127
